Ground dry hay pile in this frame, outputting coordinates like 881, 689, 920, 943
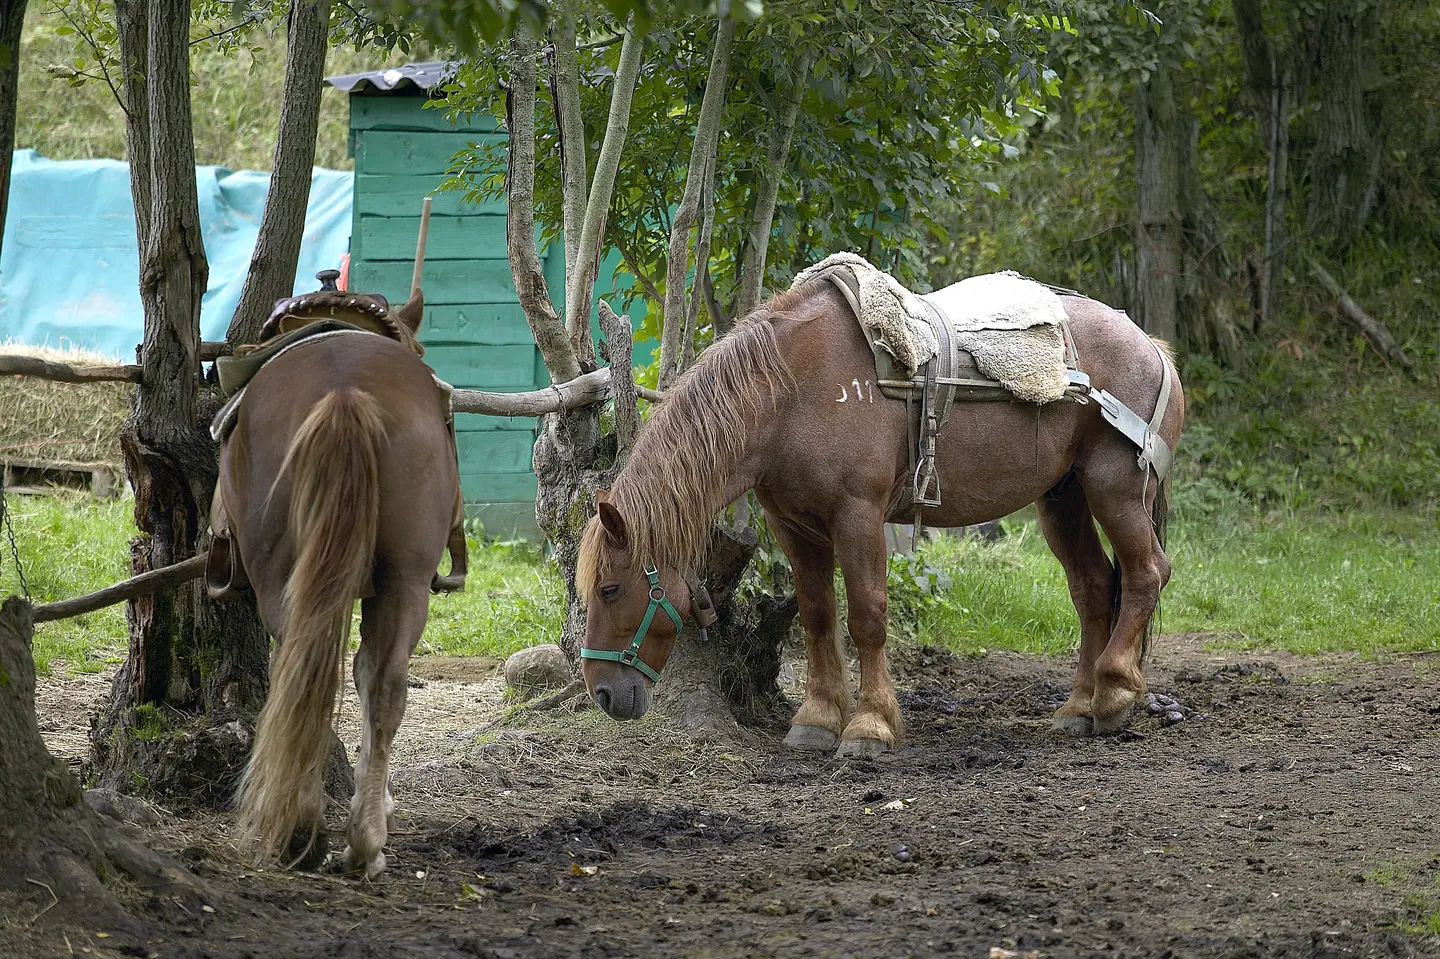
0, 344, 130, 474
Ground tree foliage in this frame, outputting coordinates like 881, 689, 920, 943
440, 0, 1065, 366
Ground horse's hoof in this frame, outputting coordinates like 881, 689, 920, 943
1092, 705, 1134, 736
784, 724, 840, 752
341, 846, 387, 880
835, 737, 890, 760
1052, 713, 1095, 737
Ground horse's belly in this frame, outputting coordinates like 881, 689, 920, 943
917, 400, 1084, 527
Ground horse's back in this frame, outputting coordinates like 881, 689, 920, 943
222, 334, 457, 609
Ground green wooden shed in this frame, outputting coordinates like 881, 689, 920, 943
327, 62, 636, 540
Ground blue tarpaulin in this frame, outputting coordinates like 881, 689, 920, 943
0, 150, 353, 359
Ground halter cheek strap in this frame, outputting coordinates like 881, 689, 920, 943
579, 563, 683, 684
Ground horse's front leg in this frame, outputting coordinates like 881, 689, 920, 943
770, 521, 850, 752
345, 584, 428, 879
834, 508, 903, 758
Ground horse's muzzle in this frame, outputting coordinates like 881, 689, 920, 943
592, 677, 651, 721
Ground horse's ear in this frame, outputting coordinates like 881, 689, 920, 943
597, 500, 629, 551
395, 289, 424, 333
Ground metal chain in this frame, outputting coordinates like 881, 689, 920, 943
0, 473, 30, 600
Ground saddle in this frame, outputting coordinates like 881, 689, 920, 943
814, 265, 1173, 529
206, 270, 468, 601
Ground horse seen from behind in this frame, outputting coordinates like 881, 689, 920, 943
211, 274, 464, 877
577, 264, 1183, 757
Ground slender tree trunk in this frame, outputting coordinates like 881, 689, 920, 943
1304, 4, 1374, 245
227, 0, 332, 344
657, 17, 735, 389
1133, 67, 1182, 344
735, 60, 809, 321
1232, 0, 1289, 327
0, 0, 30, 260
562, 22, 644, 372
92, 0, 280, 807
1262, 69, 1289, 325
551, 16, 586, 289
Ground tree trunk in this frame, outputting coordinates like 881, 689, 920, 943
1231, 0, 1289, 327
655, 524, 798, 734
1133, 66, 1182, 344
227, 0, 332, 344
0, 0, 29, 261
0, 598, 213, 946
735, 60, 809, 322
1304, 4, 1374, 245
657, 16, 735, 389
92, 0, 284, 808
562, 22, 644, 372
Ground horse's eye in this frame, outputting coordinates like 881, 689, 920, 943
600, 584, 620, 601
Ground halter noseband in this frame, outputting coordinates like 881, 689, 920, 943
580, 563, 716, 685
579, 563, 683, 684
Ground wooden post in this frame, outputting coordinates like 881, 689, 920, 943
411, 196, 432, 298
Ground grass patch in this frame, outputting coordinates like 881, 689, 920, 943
419, 538, 564, 660
6, 492, 1438, 676
891, 509, 1440, 658
0, 491, 132, 675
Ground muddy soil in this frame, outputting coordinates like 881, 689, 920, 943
12, 635, 1440, 959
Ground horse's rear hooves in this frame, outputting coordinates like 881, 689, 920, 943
783, 724, 840, 752
835, 737, 890, 760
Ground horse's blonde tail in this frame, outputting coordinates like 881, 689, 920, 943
238, 389, 386, 866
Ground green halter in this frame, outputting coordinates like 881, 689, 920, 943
579, 563, 683, 684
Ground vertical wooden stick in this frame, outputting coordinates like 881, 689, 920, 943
411, 196, 432, 297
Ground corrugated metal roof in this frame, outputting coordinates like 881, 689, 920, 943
325, 61, 456, 94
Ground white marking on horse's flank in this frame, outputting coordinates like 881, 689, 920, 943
836, 384, 849, 403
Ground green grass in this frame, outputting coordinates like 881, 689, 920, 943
0, 492, 561, 674
889, 508, 1440, 658
419, 538, 564, 660
5, 492, 1439, 677
0, 492, 133, 675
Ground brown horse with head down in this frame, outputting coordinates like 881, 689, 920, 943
217, 287, 460, 877
577, 277, 1182, 756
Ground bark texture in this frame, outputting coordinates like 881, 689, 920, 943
93, 0, 284, 807
1304, 4, 1375, 245
0, 598, 212, 945
0, 0, 29, 261
1231, 0, 1289, 326
1133, 66, 1182, 345
227, 0, 332, 344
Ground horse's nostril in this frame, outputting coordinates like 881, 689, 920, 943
593, 685, 612, 712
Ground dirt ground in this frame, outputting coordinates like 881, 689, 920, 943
13, 634, 1440, 959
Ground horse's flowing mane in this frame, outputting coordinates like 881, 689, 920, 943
578, 307, 799, 595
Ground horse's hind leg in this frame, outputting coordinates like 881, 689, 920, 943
770, 520, 849, 752
1084, 473, 1172, 734
834, 504, 902, 758
1036, 480, 1117, 736
344, 581, 429, 879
